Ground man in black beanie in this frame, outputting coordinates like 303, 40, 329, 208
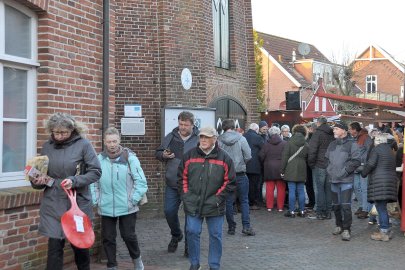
325, 121, 361, 241
258, 120, 269, 143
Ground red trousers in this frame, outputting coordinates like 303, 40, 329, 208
265, 180, 286, 210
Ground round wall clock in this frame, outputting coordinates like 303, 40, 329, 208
181, 68, 192, 90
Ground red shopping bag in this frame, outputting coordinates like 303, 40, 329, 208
61, 187, 95, 249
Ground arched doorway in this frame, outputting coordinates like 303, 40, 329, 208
210, 97, 247, 133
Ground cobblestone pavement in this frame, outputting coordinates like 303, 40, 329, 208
67, 205, 405, 270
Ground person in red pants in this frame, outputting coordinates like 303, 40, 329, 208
259, 126, 287, 212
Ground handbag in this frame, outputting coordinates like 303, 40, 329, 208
61, 187, 95, 249
124, 148, 148, 205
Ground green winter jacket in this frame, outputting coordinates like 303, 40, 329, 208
90, 149, 148, 217
280, 133, 309, 182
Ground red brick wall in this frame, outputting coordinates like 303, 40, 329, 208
207, 0, 258, 124
114, 0, 258, 205
35, 0, 114, 151
353, 60, 404, 96
1, 0, 111, 268
0, 187, 102, 270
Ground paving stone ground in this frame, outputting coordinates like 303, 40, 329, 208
67, 204, 405, 270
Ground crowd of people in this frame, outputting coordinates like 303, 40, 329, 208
157, 111, 404, 270
29, 111, 404, 270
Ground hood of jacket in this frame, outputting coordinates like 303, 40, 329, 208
219, 130, 242, 146
289, 133, 306, 147
268, 134, 283, 145
318, 123, 333, 136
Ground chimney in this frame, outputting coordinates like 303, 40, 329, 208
292, 50, 296, 62
278, 55, 282, 63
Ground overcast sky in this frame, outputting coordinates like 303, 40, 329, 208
251, 0, 405, 64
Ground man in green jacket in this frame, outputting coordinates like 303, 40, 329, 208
178, 126, 236, 270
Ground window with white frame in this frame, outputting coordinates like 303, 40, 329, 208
322, 98, 327, 111
0, 0, 38, 189
366, 75, 377, 93
401, 86, 404, 99
314, 97, 319, 112
212, 0, 229, 69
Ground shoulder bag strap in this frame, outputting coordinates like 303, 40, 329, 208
288, 146, 304, 163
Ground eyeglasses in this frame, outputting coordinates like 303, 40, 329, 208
52, 130, 72, 136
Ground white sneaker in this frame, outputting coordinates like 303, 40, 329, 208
341, 230, 351, 241
134, 256, 144, 270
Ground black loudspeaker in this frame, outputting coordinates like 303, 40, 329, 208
285, 91, 300, 110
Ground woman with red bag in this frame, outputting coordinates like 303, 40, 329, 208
30, 112, 101, 270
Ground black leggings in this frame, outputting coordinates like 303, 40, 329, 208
46, 238, 90, 270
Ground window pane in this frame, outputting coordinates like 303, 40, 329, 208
212, 0, 221, 67
5, 5, 31, 58
220, 0, 229, 69
3, 122, 27, 173
3, 67, 28, 118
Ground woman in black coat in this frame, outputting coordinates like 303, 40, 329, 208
259, 126, 287, 212
361, 133, 397, 241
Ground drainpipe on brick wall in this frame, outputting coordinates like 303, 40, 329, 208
102, 0, 110, 148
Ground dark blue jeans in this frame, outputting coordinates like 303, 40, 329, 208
247, 173, 261, 206
186, 215, 224, 269
287, 182, 305, 212
313, 167, 332, 215
375, 200, 390, 231
226, 174, 251, 230
331, 183, 353, 230
164, 185, 183, 238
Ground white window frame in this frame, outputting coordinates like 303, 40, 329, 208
0, 0, 38, 189
366, 75, 377, 94
301, 101, 306, 111
401, 85, 404, 99
314, 97, 319, 112
212, 0, 229, 69
322, 98, 327, 112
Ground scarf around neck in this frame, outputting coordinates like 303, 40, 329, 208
105, 145, 123, 160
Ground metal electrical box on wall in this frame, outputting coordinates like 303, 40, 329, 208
121, 104, 144, 136
121, 118, 145, 136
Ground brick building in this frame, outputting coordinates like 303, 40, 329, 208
0, 0, 257, 268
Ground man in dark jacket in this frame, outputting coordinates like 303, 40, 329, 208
308, 116, 334, 220
258, 120, 269, 142
155, 111, 199, 254
349, 122, 373, 219
244, 123, 264, 209
178, 126, 236, 270
218, 119, 254, 236
325, 122, 361, 241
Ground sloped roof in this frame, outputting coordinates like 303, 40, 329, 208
356, 45, 405, 73
257, 32, 332, 87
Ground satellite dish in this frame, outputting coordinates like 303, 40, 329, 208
298, 43, 311, 57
